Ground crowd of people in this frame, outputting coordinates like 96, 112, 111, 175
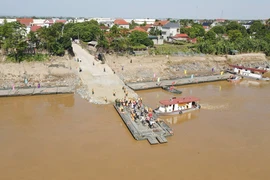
115, 97, 158, 128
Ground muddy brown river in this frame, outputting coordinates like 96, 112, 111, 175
1, 80, 270, 180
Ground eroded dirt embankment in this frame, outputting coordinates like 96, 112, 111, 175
0, 55, 80, 89
106, 53, 270, 82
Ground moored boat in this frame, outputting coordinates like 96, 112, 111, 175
161, 85, 182, 94
154, 96, 201, 116
227, 75, 242, 83
228, 65, 270, 81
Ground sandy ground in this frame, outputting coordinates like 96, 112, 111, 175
0, 55, 78, 89
106, 53, 269, 82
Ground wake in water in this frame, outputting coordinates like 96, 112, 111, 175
200, 103, 229, 110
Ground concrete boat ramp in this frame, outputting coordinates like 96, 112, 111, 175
114, 102, 173, 145
126, 74, 231, 90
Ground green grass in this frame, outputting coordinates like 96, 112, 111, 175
6, 54, 49, 62
150, 43, 193, 55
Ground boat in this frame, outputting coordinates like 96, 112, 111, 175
161, 85, 182, 94
228, 65, 270, 81
227, 75, 242, 83
154, 96, 201, 116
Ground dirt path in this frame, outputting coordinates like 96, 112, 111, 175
72, 43, 138, 104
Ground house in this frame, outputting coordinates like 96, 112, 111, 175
130, 26, 147, 33
30, 25, 42, 32
17, 18, 33, 27
74, 18, 85, 23
149, 35, 163, 45
17, 18, 33, 34
161, 22, 180, 41
216, 19, 226, 23
90, 17, 115, 27
0, 18, 17, 25
100, 25, 110, 31
172, 33, 189, 41
32, 19, 45, 26
202, 22, 211, 31
153, 20, 169, 30
222, 34, 229, 40
140, 24, 153, 33
44, 19, 54, 27
243, 21, 253, 29
133, 18, 156, 25
55, 19, 67, 24
114, 19, 129, 29
188, 38, 197, 43
170, 34, 197, 43
203, 26, 211, 31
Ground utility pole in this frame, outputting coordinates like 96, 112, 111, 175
221, 10, 224, 19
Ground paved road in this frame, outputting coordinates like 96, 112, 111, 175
72, 43, 137, 103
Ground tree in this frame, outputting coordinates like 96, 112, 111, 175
228, 30, 242, 42
188, 23, 205, 38
226, 21, 241, 32
249, 20, 264, 34
211, 26, 225, 35
204, 30, 216, 41
149, 27, 161, 36
97, 33, 109, 50
27, 31, 39, 54
129, 31, 153, 47
129, 20, 138, 29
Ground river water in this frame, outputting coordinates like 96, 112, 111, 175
0, 80, 270, 180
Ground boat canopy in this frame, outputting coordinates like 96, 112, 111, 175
229, 65, 267, 74
159, 97, 200, 106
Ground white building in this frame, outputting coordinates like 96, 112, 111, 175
74, 18, 85, 23
125, 18, 156, 25
32, 19, 46, 26
0, 18, 17, 25
114, 19, 129, 29
161, 22, 180, 41
89, 17, 115, 27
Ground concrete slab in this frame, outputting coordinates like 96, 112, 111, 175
16, 88, 34, 96
126, 74, 231, 90
0, 89, 11, 97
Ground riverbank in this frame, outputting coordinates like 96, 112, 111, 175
1, 50, 269, 103
0, 55, 79, 89
106, 53, 270, 83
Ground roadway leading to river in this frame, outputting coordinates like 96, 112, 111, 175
72, 43, 138, 103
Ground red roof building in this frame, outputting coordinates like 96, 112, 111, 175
130, 26, 147, 33
173, 34, 189, 38
140, 24, 153, 31
159, 97, 200, 106
44, 19, 54, 24
216, 19, 225, 23
17, 18, 33, 27
55, 19, 67, 24
30, 25, 42, 32
154, 20, 169, 26
100, 26, 109, 31
114, 18, 129, 25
